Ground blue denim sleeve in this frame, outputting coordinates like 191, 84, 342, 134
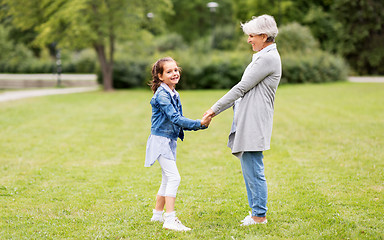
157, 91, 203, 130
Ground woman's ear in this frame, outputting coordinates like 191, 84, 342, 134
262, 34, 268, 42
158, 73, 163, 81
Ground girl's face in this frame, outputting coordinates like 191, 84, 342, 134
247, 34, 267, 52
158, 61, 180, 90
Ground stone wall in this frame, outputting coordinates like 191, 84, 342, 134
0, 74, 98, 89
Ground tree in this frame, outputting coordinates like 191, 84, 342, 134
2, 0, 172, 91
0, 24, 34, 65
164, 0, 234, 43
232, 0, 295, 25
332, 0, 384, 74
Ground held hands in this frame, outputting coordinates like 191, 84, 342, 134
200, 109, 215, 128
201, 114, 212, 128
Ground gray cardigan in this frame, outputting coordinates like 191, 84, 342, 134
211, 44, 281, 158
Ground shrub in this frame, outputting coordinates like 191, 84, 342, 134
212, 24, 240, 50
97, 59, 151, 89
68, 49, 98, 73
281, 51, 348, 84
277, 22, 348, 84
154, 33, 187, 52
114, 60, 150, 88
0, 60, 55, 74
175, 50, 249, 90
276, 22, 319, 54
0, 47, 98, 74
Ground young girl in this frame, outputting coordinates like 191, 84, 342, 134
145, 57, 211, 231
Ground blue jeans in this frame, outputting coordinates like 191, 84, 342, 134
240, 151, 268, 217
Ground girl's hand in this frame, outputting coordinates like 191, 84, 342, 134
201, 114, 212, 127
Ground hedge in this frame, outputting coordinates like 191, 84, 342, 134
281, 51, 348, 84
0, 52, 347, 89
105, 50, 347, 89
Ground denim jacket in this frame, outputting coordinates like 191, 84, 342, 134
150, 85, 203, 141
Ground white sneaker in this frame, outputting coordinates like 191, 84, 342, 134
163, 217, 191, 231
240, 212, 267, 226
241, 212, 252, 223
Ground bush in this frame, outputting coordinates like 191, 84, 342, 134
68, 49, 98, 73
276, 22, 319, 54
212, 24, 240, 50
174, 50, 249, 90
97, 59, 151, 89
281, 51, 348, 84
154, 33, 187, 52
277, 22, 348, 84
0, 48, 98, 74
105, 50, 250, 90
0, 60, 55, 74
101, 47, 348, 89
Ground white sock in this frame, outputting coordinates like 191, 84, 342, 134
164, 211, 176, 222
152, 209, 163, 216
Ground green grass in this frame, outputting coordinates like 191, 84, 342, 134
1, 82, 383, 239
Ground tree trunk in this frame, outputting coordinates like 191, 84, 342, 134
94, 44, 114, 91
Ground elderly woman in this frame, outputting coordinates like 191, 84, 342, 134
204, 14, 281, 225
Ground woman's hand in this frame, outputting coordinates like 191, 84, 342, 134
204, 109, 215, 118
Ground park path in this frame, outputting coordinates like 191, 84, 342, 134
0, 76, 383, 103
0, 86, 99, 103
348, 76, 384, 83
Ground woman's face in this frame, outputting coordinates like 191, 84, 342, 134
158, 61, 180, 90
247, 34, 267, 52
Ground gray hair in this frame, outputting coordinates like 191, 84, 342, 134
241, 15, 278, 42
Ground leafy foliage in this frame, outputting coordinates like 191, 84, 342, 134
233, 0, 294, 24
281, 51, 348, 84
233, 0, 384, 75
98, 59, 150, 89
276, 22, 319, 54
163, 0, 235, 43
1, 0, 173, 90
0, 25, 34, 65
153, 33, 188, 52
302, 6, 343, 53
1, 0, 383, 81
277, 23, 347, 84
332, 0, 384, 74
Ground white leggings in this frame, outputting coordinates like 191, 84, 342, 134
157, 155, 181, 198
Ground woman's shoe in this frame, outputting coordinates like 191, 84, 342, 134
240, 212, 267, 226
241, 212, 252, 223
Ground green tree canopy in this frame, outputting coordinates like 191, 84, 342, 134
164, 0, 234, 43
332, 0, 384, 74
0, 25, 34, 65
2, 0, 172, 91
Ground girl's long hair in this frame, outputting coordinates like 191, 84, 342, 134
149, 57, 175, 93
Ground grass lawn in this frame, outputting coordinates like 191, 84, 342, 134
0, 82, 383, 239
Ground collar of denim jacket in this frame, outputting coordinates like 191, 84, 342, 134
161, 82, 179, 98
